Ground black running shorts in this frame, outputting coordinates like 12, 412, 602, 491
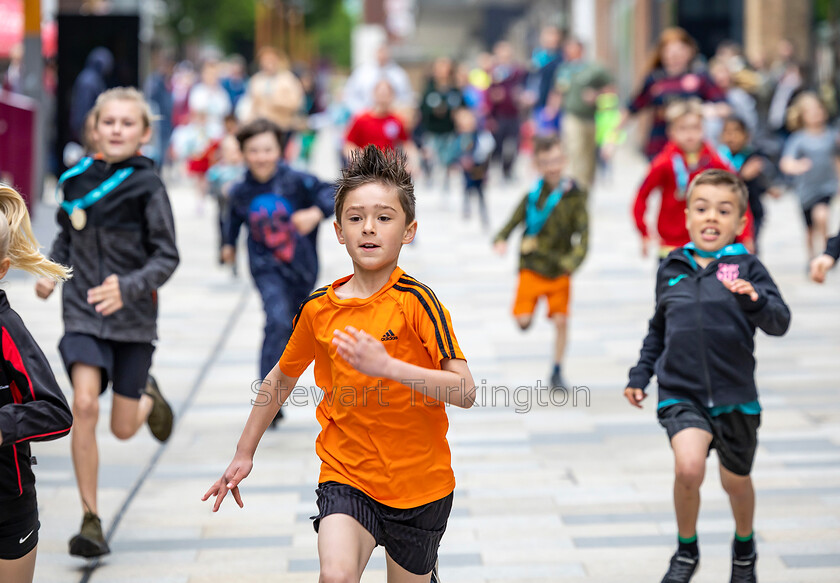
0, 497, 38, 560
658, 399, 760, 476
312, 481, 453, 575
59, 333, 155, 400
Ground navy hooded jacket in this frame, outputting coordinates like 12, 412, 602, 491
70, 47, 114, 140
225, 163, 335, 285
628, 245, 791, 408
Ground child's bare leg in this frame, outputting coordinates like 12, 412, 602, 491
671, 428, 713, 538
0, 546, 37, 583
551, 313, 568, 365
811, 202, 830, 253
71, 364, 102, 514
385, 552, 433, 583
719, 466, 755, 538
318, 514, 376, 583
110, 393, 154, 440
515, 315, 532, 330
806, 225, 815, 259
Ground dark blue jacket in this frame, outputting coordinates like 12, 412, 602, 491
826, 232, 840, 260
225, 163, 335, 285
628, 245, 790, 408
70, 48, 113, 140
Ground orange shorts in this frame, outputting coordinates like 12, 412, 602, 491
513, 270, 571, 317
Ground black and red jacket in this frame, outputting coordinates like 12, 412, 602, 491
0, 290, 72, 517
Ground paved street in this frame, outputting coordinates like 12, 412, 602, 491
10, 140, 840, 583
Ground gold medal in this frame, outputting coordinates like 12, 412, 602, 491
70, 208, 87, 230
521, 236, 538, 255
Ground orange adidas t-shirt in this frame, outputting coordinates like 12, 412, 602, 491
278, 267, 465, 509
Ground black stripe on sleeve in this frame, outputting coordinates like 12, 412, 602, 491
394, 284, 452, 358
393, 284, 451, 359
398, 277, 457, 358
292, 286, 328, 329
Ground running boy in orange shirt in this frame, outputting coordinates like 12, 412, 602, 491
204, 145, 476, 583
493, 135, 588, 389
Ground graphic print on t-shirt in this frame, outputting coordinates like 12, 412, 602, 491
248, 193, 298, 263
383, 120, 401, 140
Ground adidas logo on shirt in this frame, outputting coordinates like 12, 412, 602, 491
380, 329, 398, 342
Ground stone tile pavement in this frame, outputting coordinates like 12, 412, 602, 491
6, 142, 839, 582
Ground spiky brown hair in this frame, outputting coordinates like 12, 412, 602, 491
335, 145, 415, 224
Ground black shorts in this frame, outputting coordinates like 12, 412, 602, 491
802, 196, 832, 228
59, 333, 155, 400
658, 400, 761, 476
312, 481, 453, 575
0, 499, 38, 560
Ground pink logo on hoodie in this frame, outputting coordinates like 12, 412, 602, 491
716, 263, 740, 283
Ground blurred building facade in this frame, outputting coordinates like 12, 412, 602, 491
404, 0, 813, 99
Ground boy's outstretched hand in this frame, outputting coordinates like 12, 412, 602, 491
720, 278, 759, 302
624, 387, 647, 409
493, 241, 507, 256
810, 254, 835, 283
332, 326, 391, 378
202, 454, 253, 512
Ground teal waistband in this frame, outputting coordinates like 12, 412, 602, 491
657, 398, 761, 417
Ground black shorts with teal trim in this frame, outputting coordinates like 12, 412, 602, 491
658, 399, 761, 476
311, 481, 453, 575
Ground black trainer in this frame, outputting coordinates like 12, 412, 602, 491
68, 511, 110, 558
550, 368, 567, 390
661, 551, 699, 583
730, 552, 757, 583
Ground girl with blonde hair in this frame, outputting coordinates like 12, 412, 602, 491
0, 184, 72, 583
780, 91, 839, 262
36, 86, 179, 558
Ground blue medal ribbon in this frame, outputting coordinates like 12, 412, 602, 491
717, 145, 747, 172
525, 178, 568, 235
55, 157, 135, 217
671, 154, 690, 199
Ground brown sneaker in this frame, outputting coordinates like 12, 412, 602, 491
69, 512, 110, 558
144, 374, 174, 442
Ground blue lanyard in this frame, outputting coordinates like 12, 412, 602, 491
55, 157, 135, 215
682, 242, 749, 269
525, 178, 567, 235
671, 154, 690, 199
717, 145, 748, 171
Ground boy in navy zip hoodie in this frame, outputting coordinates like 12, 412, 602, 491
222, 118, 335, 424
625, 169, 790, 583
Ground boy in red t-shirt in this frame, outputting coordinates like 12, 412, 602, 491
345, 79, 417, 161
633, 99, 754, 259
204, 146, 475, 582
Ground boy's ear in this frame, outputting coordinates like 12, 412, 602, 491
333, 220, 345, 244
0, 257, 10, 280
735, 212, 747, 237
403, 220, 417, 244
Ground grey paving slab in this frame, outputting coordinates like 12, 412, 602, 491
781, 553, 840, 568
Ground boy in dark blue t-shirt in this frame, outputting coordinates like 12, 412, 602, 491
223, 118, 335, 424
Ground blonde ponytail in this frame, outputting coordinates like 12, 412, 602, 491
0, 184, 71, 281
